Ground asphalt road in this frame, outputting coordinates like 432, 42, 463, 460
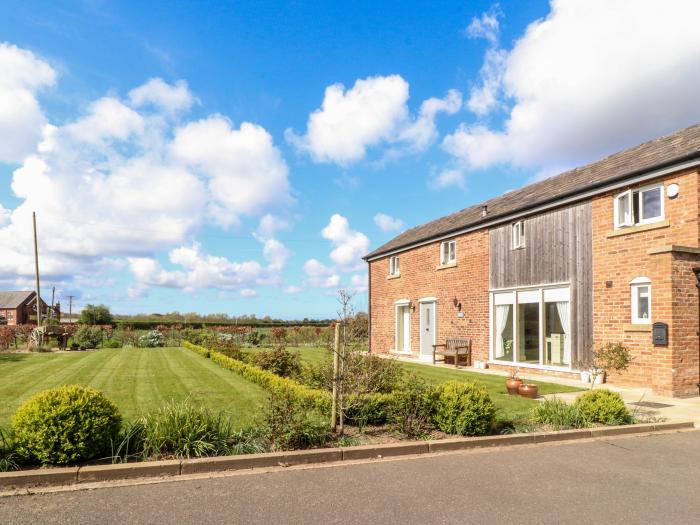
2, 430, 699, 525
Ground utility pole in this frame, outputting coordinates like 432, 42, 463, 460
68, 296, 75, 324
32, 212, 42, 328
50, 286, 55, 322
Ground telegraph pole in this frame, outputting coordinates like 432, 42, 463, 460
68, 296, 75, 324
50, 286, 55, 321
33, 212, 42, 328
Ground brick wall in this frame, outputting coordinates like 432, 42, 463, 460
591, 168, 700, 396
369, 230, 490, 361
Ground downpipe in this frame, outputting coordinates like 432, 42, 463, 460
693, 268, 700, 395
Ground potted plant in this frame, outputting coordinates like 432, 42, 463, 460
518, 382, 539, 399
506, 368, 522, 395
585, 342, 632, 390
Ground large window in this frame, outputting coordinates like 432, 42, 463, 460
440, 240, 456, 265
614, 184, 664, 229
630, 277, 651, 324
491, 286, 571, 369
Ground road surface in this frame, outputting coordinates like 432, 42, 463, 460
1, 430, 699, 524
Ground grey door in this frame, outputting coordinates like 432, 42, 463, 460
420, 301, 436, 358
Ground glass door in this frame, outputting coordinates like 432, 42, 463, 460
516, 289, 540, 365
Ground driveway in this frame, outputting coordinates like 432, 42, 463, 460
1, 430, 699, 524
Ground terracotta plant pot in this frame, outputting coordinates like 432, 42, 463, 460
506, 378, 523, 395
518, 383, 539, 399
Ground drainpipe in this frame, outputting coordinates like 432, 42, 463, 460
693, 267, 700, 394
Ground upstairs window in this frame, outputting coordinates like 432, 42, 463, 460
630, 277, 651, 324
512, 221, 525, 249
389, 256, 400, 276
614, 184, 664, 229
440, 240, 456, 265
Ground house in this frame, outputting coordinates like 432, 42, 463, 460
364, 124, 700, 398
0, 291, 58, 325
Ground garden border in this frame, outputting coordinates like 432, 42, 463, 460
0, 421, 693, 491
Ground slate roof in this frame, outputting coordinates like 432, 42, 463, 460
0, 291, 35, 309
365, 124, 700, 260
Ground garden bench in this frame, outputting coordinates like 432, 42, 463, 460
432, 337, 471, 368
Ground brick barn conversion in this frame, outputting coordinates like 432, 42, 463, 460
364, 124, 700, 398
0, 291, 56, 325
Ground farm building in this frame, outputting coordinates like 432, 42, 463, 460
0, 291, 58, 325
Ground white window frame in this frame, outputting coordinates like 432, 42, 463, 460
394, 299, 411, 353
512, 221, 524, 249
637, 184, 665, 225
488, 283, 572, 372
440, 240, 456, 265
614, 184, 664, 229
630, 277, 652, 324
388, 256, 400, 276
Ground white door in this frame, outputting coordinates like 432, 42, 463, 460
420, 301, 436, 360
396, 305, 411, 353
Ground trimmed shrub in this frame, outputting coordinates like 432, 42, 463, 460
138, 330, 166, 348
252, 346, 302, 378
530, 397, 588, 429
573, 389, 631, 425
388, 376, 436, 438
12, 385, 121, 465
263, 385, 329, 451
72, 326, 103, 349
345, 392, 393, 428
113, 401, 266, 460
432, 381, 496, 436
246, 330, 266, 347
184, 342, 331, 414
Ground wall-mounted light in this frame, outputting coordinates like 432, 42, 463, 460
453, 297, 462, 311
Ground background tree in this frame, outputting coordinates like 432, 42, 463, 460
79, 304, 113, 325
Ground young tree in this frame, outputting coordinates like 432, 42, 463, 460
79, 304, 113, 325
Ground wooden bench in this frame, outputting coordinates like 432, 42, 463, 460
432, 337, 472, 368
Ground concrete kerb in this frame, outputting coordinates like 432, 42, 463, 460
1, 421, 694, 490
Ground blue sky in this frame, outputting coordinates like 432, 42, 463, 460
1, 0, 699, 318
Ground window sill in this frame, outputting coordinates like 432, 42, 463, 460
387, 274, 401, 280
623, 323, 652, 332
436, 262, 457, 271
606, 220, 670, 238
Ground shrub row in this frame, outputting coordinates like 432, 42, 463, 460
530, 390, 632, 429
184, 341, 331, 414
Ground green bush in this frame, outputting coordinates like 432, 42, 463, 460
0, 426, 18, 472
388, 376, 436, 438
252, 346, 302, 378
138, 330, 165, 348
12, 385, 121, 465
299, 353, 404, 394
345, 393, 393, 428
113, 400, 266, 460
263, 386, 329, 451
246, 330, 266, 347
102, 338, 122, 349
432, 381, 496, 436
530, 397, 588, 429
72, 326, 103, 349
573, 389, 631, 425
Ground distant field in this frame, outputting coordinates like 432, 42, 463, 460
0, 348, 266, 428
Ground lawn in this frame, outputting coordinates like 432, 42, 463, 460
262, 346, 581, 420
0, 348, 266, 428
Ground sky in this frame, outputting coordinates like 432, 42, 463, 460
1, 0, 700, 319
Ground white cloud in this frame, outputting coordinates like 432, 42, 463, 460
441, 0, 700, 187
171, 115, 291, 227
257, 214, 290, 238
350, 273, 368, 293
286, 75, 461, 165
128, 78, 195, 113
0, 65, 293, 298
128, 242, 263, 292
284, 285, 302, 294
303, 259, 340, 288
465, 5, 501, 44
0, 43, 56, 163
240, 288, 257, 298
373, 212, 404, 232
321, 214, 369, 271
